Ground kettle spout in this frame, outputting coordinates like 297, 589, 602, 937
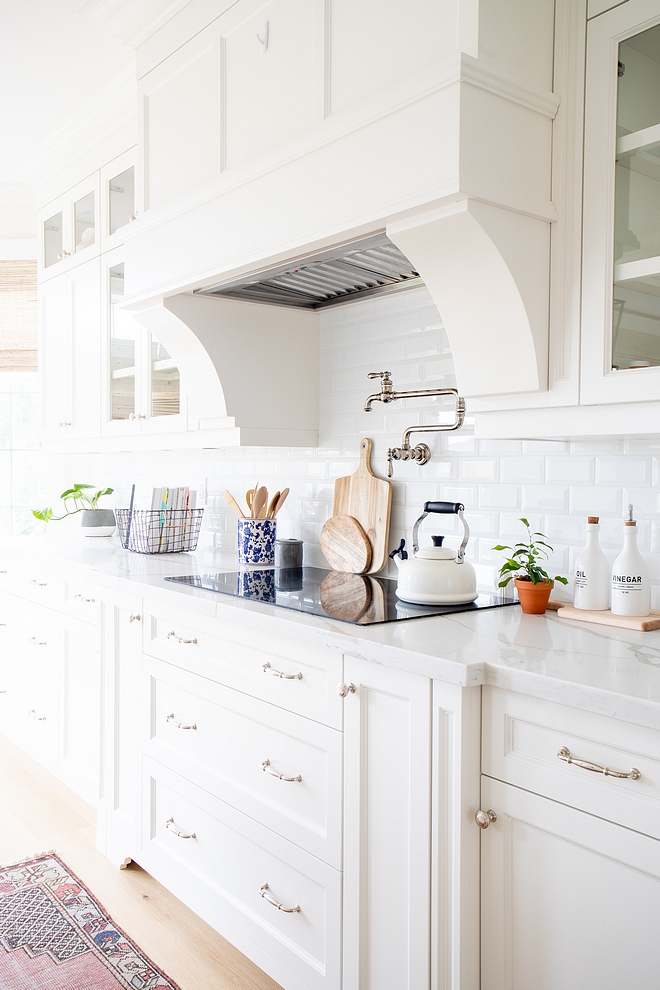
389, 539, 408, 568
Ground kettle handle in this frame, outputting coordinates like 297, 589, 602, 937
412, 503, 470, 563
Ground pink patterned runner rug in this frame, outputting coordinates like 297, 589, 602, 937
0, 853, 182, 990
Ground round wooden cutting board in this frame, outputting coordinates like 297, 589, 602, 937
320, 515, 372, 574
320, 571, 372, 622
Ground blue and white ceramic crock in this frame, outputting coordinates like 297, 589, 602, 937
237, 518, 277, 565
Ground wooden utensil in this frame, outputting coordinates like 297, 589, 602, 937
320, 571, 372, 622
252, 486, 268, 520
267, 492, 281, 519
332, 437, 392, 574
273, 488, 290, 517
223, 490, 245, 518
320, 515, 372, 574
246, 489, 255, 517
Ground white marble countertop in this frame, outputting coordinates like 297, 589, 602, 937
4, 535, 660, 729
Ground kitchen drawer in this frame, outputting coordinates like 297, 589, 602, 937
61, 578, 101, 625
143, 604, 343, 728
143, 758, 341, 990
144, 656, 342, 867
1, 602, 63, 687
0, 662, 59, 770
0, 565, 64, 609
483, 686, 660, 839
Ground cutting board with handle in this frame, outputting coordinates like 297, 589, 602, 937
333, 438, 392, 574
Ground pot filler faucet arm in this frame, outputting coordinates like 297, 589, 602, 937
364, 372, 466, 478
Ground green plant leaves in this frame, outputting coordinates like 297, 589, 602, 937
33, 484, 113, 524
492, 517, 567, 588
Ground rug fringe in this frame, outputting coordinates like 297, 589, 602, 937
0, 849, 56, 870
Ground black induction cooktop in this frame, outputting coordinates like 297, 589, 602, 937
165, 567, 518, 626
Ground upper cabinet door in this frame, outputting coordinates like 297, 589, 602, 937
38, 174, 100, 282
140, 25, 222, 211
100, 149, 137, 252
582, 0, 660, 403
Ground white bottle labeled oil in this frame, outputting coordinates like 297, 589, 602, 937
611, 505, 649, 617
573, 516, 609, 611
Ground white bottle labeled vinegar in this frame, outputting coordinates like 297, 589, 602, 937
611, 505, 650, 617
573, 516, 609, 611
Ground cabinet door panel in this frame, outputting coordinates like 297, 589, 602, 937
142, 26, 221, 209
225, 0, 320, 168
343, 656, 431, 990
481, 776, 660, 990
60, 618, 100, 804
41, 275, 72, 439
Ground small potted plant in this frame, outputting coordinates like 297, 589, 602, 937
33, 484, 115, 537
493, 518, 568, 614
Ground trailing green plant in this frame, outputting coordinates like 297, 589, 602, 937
493, 518, 568, 588
33, 484, 114, 523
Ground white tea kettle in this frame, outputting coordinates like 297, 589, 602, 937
389, 501, 478, 605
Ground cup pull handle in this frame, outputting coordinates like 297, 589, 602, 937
557, 746, 641, 780
259, 883, 300, 913
262, 661, 302, 680
261, 759, 302, 782
166, 712, 197, 730
165, 817, 196, 839
167, 630, 197, 644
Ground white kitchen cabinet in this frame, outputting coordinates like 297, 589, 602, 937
98, 591, 144, 866
38, 172, 100, 281
100, 248, 186, 438
582, 0, 660, 405
342, 655, 432, 990
480, 775, 660, 990
40, 257, 102, 444
100, 148, 138, 253
58, 615, 101, 806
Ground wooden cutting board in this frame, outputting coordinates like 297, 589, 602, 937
556, 604, 660, 632
320, 515, 372, 574
320, 571, 372, 622
333, 438, 392, 574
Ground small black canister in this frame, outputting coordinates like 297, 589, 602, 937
275, 538, 303, 569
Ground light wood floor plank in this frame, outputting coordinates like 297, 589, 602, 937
0, 733, 283, 990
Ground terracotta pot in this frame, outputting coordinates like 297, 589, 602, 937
515, 578, 554, 615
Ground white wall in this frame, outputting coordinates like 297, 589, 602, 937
46, 285, 660, 605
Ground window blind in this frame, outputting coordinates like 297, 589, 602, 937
0, 260, 38, 371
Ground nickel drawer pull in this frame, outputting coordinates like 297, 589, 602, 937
259, 883, 300, 913
261, 759, 302, 783
28, 636, 47, 646
166, 712, 197, 730
167, 630, 197, 645
165, 817, 196, 839
0, 689, 6, 694
262, 661, 302, 680
29, 580, 47, 587
129, 613, 141, 622
28, 709, 46, 721
557, 746, 641, 780
73, 593, 95, 603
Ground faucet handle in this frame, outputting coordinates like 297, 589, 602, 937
367, 370, 392, 385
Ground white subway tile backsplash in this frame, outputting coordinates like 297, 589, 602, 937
48, 287, 660, 603
499, 456, 544, 483
522, 485, 568, 512
596, 457, 651, 486
546, 457, 593, 484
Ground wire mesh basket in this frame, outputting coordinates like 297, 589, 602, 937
115, 508, 204, 554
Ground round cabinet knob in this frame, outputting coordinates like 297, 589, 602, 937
475, 809, 497, 829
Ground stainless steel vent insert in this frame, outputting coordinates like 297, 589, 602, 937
195, 233, 421, 309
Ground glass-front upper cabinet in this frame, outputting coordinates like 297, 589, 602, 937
101, 248, 186, 437
583, 0, 660, 404
38, 174, 100, 280
100, 149, 137, 252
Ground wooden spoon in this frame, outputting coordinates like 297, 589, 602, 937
272, 488, 290, 517
246, 489, 255, 517
223, 490, 245, 518
252, 486, 268, 520
267, 491, 281, 519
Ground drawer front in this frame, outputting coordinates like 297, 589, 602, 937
0, 662, 59, 770
143, 758, 341, 990
145, 657, 342, 867
61, 578, 101, 625
0, 565, 63, 609
1, 602, 63, 686
483, 686, 660, 839
144, 605, 343, 728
